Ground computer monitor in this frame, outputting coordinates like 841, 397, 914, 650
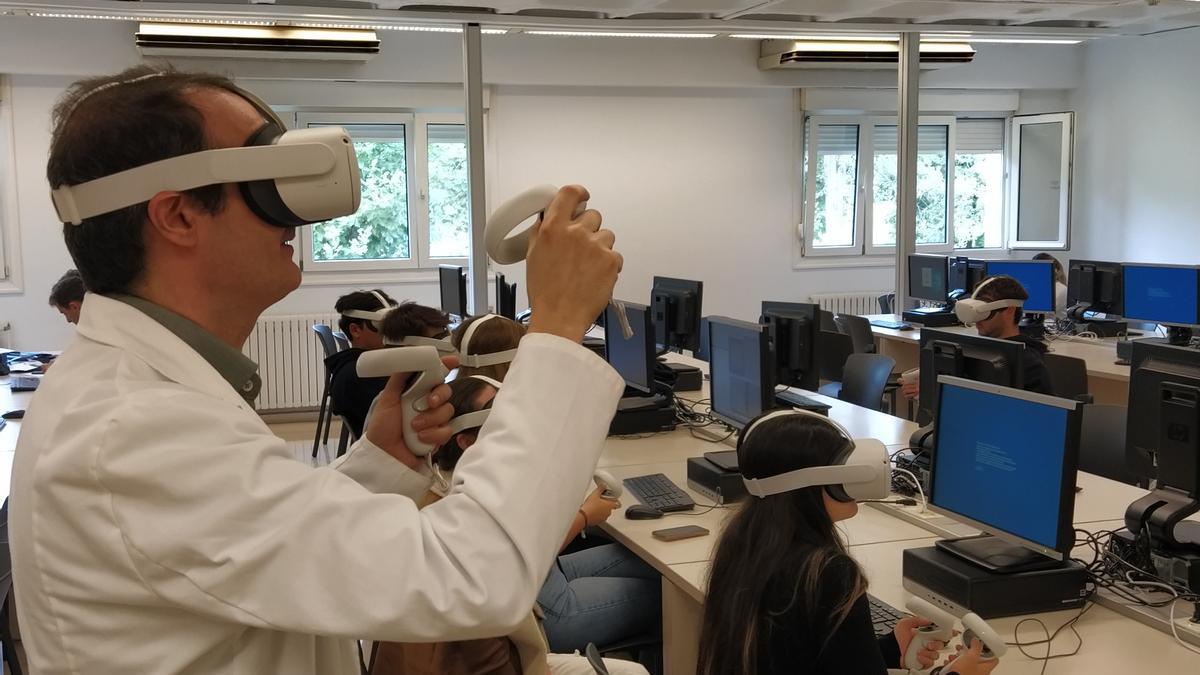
708, 316, 773, 430
949, 257, 986, 297
604, 301, 655, 395
930, 376, 1082, 567
916, 329, 1025, 426
1122, 263, 1200, 328
1066, 259, 1124, 317
651, 276, 704, 352
439, 265, 468, 320
693, 317, 712, 362
909, 254, 950, 304
1126, 339, 1200, 492
760, 301, 819, 391
984, 260, 1055, 314
495, 273, 518, 320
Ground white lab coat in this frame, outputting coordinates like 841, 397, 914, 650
9, 294, 623, 675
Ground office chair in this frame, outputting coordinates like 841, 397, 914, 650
819, 309, 839, 333
1079, 404, 1142, 487
1044, 353, 1091, 403
0, 500, 23, 675
838, 354, 896, 412
834, 314, 877, 354
312, 325, 339, 459
816, 330, 854, 398
878, 293, 896, 314
333, 331, 351, 352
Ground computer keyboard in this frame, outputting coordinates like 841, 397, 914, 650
9, 375, 39, 392
622, 473, 696, 513
774, 389, 832, 413
870, 319, 913, 331
868, 594, 907, 638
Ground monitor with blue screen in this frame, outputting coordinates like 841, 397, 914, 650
930, 376, 1081, 563
984, 260, 1055, 313
1122, 264, 1200, 327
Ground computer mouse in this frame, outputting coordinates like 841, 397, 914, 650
2, 409, 24, 420
624, 504, 664, 520
898, 324, 915, 331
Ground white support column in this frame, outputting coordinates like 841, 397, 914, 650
894, 32, 920, 313
462, 23, 489, 314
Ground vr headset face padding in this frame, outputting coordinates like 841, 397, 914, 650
740, 410, 891, 503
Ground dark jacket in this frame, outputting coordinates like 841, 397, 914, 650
1006, 333, 1055, 396
325, 348, 389, 439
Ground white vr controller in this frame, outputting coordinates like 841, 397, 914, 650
593, 469, 623, 501
356, 346, 450, 456
485, 184, 634, 340
902, 597, 1005, 673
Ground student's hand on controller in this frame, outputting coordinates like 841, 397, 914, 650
894, 617, 946, 669
364, 355, 460, 470
580, 487, 620, 526
942, 638, 999, 675
526, 185, 622, 344
901, 382, 920, 400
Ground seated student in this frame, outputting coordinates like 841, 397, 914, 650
48, 269, 86, 325
371, 376, 652, 675
902, 274, 1054, 400
698, 410, 1000, 675
1033, 252, 1068, 320
378, 300, 455, 353
327, 290, 399, 438
452, 314, 527, 381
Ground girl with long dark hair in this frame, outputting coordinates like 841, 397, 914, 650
697, 411, 1000, 675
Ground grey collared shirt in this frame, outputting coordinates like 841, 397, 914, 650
112, 295, 262, 404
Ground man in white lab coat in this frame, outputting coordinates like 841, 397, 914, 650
11, 66, 624, 674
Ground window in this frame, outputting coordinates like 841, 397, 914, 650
802, 115, 1007, 258
295, 112, 472, 271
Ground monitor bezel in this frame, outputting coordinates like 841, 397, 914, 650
929, 375, 1082, 560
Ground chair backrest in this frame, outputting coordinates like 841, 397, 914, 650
312, 324, 339, 359
878, 293, 896, 314
1044, 353, 1088, 401
838, 354, 896, 411
817, 330, 854, 383
835, 314, 876, 354
1079, 404, 1141, 486
333, 331, 351, 352
819, 309, 839, 333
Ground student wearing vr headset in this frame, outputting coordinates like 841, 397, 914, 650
901, 275, 1054, 400
452, 313, 527, 381
698, 410, 1000, 675
11, 66, 625, 675
378, 300, 456, 354
371, 376, 652, 675
329, 289, 401, 438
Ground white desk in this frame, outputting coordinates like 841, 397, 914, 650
864, 313, 1131, 406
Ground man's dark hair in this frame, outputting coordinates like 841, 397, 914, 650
379, 302, 451, 343
48, 66, 246, 296
334, 289, 397, 335
48, 269, 87, 307
975, 275, 1029, 324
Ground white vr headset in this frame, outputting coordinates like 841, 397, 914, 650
340, 290, 397, 330
50, 77, 360, 228
457, 314, 519, 368
740, 409, 890, 502
394, 334, 458, 355
953, 276, 1024, 327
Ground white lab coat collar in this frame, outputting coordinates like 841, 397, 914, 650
75, 293, 251, 409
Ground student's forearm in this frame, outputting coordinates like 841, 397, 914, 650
561, 510, 586, 551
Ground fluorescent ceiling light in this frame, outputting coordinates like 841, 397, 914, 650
525, 30, 715, 38
295, 22, 507, 34
927, 37, 1081, 45
30, 12, 274, 26
140, 22, 376, 43
729, 34, 899, 41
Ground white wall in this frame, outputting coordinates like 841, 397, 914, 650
1070, 29, 1200, 265
0, 16, 1086, 348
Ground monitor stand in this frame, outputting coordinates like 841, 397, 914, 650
1166, 326, 1195, 346
935, 534, 1063, 574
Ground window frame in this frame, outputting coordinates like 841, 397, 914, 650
800, 113, 1012, 260
293, 111, 474, 273
0, 74, 17, 287
1008, 112, 1074, 251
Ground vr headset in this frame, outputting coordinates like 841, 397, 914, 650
340, 291, 397, 331
457, 314, 519, 368
447, 375, 503, 434
740, 409, 890, 502
50, 76, 360, 228
954, 276, 1024, 327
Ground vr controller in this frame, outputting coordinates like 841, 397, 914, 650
902, 597, 1005, 673
593, 469, 623, 501
356, 346, 450, 456
485, 184, 633, 340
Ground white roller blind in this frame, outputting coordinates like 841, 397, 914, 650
817, 124, 860, 154
956, 119, 1005, 153
872, 125, 949, 154
427, 123, 465, 144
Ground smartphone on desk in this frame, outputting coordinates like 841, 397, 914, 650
652, 525, 709, 542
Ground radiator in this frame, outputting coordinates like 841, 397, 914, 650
808, 292, 887, 316
242, 313, 341, 412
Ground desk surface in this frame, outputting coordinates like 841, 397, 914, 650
863, 313, 1132, 383
0, 375, 32, 504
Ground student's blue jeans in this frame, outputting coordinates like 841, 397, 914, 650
537, 543, 662, 654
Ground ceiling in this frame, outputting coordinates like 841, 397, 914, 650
7, 0, 1200, 36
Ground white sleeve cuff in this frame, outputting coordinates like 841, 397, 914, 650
330, 436, 433, 499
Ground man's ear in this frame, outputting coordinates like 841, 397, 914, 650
145, 191, 202, 248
